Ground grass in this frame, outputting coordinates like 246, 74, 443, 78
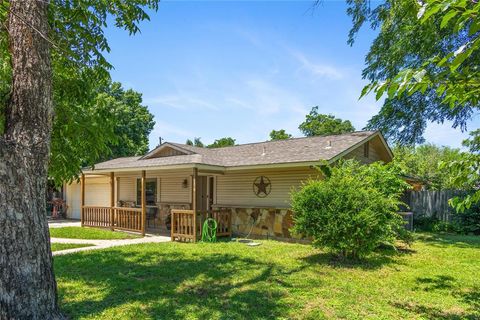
51, 243, 94, 252
49, 227, 140, 240
54, 233, 480, 319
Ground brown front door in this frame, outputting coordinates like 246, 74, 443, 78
196, 176, 208, 212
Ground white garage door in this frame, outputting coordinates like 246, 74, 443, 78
66, 178, 110, 219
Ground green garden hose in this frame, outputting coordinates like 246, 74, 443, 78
201, 218, 217, 242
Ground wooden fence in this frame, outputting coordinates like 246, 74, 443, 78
406, 190, 465, 221
171, 209, 232, 242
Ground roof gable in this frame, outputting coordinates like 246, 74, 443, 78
141, 143, 195, 160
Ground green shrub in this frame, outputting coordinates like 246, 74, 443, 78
414, 203, 480, 235
291, 160, 410, 259
458, 208, 480, 235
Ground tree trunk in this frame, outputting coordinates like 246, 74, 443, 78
0, 0, 63, 318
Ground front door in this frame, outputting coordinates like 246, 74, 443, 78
196, 176, 208, 212
196, 176, 214, 212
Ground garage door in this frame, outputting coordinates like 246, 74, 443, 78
66, 179, 110, 219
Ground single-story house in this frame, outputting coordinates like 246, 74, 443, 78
64, 130, 393, 240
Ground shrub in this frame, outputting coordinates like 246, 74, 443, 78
414, 203, 480, 235
291, 160, 410, 259
457, 207, 480, 235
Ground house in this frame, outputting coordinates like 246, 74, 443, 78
64, 130, 393, 240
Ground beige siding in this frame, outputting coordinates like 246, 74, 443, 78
118, 177, 136, 202
115, 170, 192, 204
344, 136, 391, 164
160, 176, 191, 203
216, 167, 320, 208
65, 176, 110, 219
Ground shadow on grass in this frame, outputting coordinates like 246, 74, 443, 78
392, 301, 479, 320
415, 233, 480, 249
416, 275, 456, 291
54, 246, 299, 319
393, 281, 480, 319
301, 245, 414, 271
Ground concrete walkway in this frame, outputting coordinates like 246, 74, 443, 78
48, 220, 82, 228
51, 235, 171, 256
49, 219, 170, 256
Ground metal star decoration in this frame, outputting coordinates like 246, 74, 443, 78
253, 176, 271, 198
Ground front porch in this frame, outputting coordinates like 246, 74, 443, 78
79, 169, 232, 242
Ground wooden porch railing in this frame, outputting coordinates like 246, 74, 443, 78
114, 207, 143, 233
82, 206, 232, 241
171, 209, 232, 242
82, 206, 111, 228
81, 206, 143, 233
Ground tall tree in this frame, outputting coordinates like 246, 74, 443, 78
0, 1, 61, 318
104, 82, 155, 159
269, 129, 292, 140
49, 80, 155, 185
344, 0, 480, 209
0, 1, 158, 317
208, 137, 236, 148
345, 0, 479, 144
299, 106, 355, 137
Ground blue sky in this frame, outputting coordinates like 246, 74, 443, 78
105, 0, 479, 150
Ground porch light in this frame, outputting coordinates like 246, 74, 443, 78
182, 179, 188, 188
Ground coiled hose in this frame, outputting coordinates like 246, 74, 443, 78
201, 218, 217, 242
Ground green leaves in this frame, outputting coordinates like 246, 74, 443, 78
269, 129, 292, 141
299, 106, 355, 137
207, 137, 236, 148
351, 0, 479, 145
440, 10, 458, 28
291, 160, 410, 258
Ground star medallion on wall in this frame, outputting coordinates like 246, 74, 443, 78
253, 176, 271, 198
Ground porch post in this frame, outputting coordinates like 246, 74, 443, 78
141, 170, 146, 236
80, 173, 85, 227
110, 172, 115, 231
192, 167, 198, 242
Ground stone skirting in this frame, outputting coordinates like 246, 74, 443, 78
214, 206, 298, 240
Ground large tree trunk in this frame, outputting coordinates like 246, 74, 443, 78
0, 0, 63, 318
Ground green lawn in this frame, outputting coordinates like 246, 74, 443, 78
54, 233, 480, 319
49, 227, 140, 240
51, 243, 94, 252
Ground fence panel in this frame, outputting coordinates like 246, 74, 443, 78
408, 190, 465, 221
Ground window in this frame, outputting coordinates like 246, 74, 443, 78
137, 178, 157, 206
363, 141, 370, 158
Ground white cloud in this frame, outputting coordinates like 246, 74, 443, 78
290, 50, 344, 80
149, 120, 195, 147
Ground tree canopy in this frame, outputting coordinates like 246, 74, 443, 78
346, 0, 479, 144
299, 106, 355, 137
1, 2, 158, 185
207, 137, 236, 148
50, 79, 154, 185
391, 144, 468, 190
269, 129, 292, 140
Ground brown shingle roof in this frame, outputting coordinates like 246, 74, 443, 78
91, 131, 380, 171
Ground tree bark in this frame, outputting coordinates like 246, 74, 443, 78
0, 0, 64, 318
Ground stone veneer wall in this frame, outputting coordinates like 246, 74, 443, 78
215, 206, 298, 240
